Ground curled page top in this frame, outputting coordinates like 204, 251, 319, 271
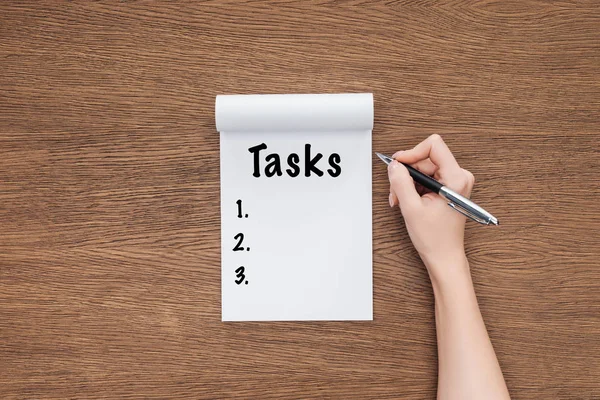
215, 93, 373, 132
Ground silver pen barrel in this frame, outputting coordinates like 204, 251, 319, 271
439, 187, 499, 225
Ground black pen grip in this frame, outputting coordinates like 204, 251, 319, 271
402, 163, 443, 193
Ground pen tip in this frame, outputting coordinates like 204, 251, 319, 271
375, 152, 393, 165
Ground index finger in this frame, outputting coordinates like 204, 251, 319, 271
393, 134, 461, 173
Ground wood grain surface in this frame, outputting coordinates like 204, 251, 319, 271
1, 2, 599, 399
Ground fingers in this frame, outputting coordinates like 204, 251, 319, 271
410, 158, 438, 177
443, 168, 475, 197
390, 177, 431, 204
461, 168, 475, 197
393, 134, 461, 174
388, 160, 421, 210
389, 188, 398, 207
392, 135, 476, 197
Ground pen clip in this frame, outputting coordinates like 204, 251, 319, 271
448, 202, 490, 225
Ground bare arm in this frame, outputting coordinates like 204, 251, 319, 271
388, 134, 510, 400
432, 258, 509, 400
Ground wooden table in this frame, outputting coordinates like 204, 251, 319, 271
1, 2, 598, 399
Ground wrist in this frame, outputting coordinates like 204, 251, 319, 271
424, 253, 472, 297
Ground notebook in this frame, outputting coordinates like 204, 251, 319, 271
216, 93, 373, 321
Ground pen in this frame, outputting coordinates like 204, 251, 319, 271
376, 152, 499, 226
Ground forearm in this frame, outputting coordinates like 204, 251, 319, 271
429, 257, 510, 400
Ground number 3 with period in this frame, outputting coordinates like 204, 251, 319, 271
235, 266, 247, 285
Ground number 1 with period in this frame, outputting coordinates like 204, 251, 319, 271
236, 199, 248, 219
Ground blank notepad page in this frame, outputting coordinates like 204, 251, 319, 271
216, 93, 373, 321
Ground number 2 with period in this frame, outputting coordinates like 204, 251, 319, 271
232, 233, 250, 251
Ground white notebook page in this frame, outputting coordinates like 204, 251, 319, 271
217, 93, 373, 321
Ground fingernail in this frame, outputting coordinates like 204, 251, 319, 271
389, 193, 394, 207
392, 150, 404, 159
388, 160, 399, 170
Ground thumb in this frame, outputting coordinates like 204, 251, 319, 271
388, 160, 421, 210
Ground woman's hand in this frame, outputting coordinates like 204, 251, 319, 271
388, 134, 475, 285
389, 135, 511, 399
